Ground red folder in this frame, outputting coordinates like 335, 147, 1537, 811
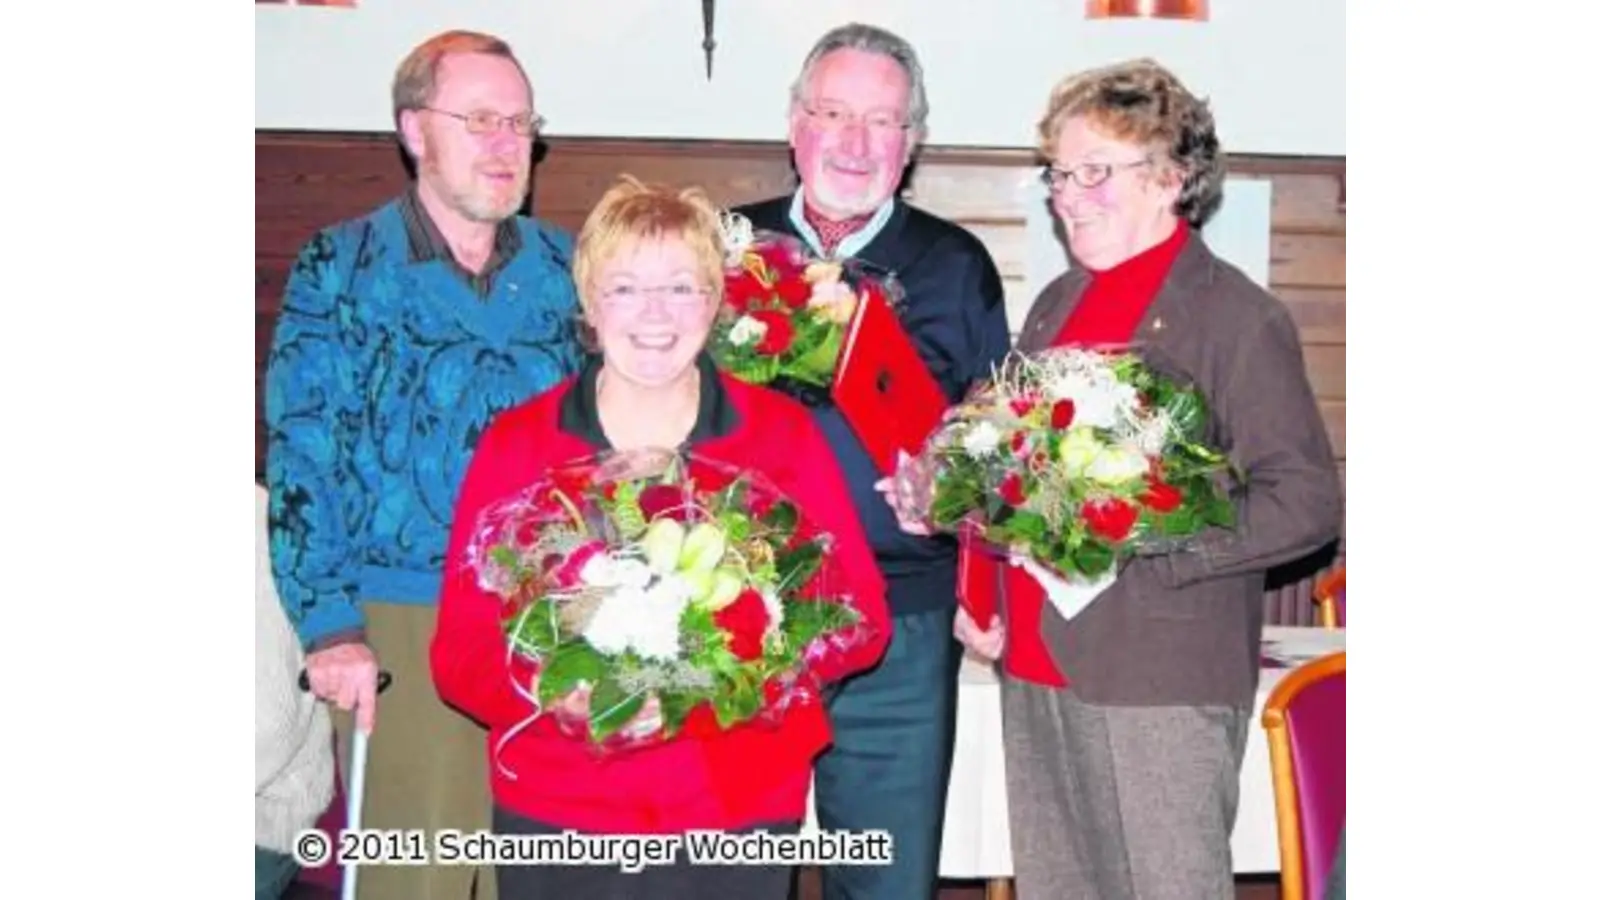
957, 526, 1001, 629
831, 289, 949, 475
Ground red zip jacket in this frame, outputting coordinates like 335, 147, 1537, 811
431, 366, 890, 833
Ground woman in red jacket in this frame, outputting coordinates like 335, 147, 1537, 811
431, 175, 890, 900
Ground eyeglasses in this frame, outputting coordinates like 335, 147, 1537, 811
424, 108, 546, 137
599, 284, 709, 311
801, 104, 911, 138
1041, 159, 1151, 192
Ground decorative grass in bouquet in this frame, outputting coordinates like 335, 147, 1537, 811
708, 213, 899, 399
915, 346, 1238, 580
463, 448, 870, 754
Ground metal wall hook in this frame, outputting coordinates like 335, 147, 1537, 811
701, 0, 717, 80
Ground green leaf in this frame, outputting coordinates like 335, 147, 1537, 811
609, 481, 648, 539
657, 691, 701, 738
775, 539, 824, 591
587, 676, 647, 744
710, 667, 765, 728
1069, 541, 1116, 578
535, 641, 606, 708
722, 511, 753, 543
1164, 388, 1210, 437
1204, 493, 1237, 527
791, 324, 845, 381
762, 500, 798, 535
504, 599, 561, 654
1151, 506, 1199, 537
997, 510, 1049, 544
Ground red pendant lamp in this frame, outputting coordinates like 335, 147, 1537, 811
1087, 0, 1208, 20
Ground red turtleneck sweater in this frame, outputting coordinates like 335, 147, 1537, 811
962, 222, 1190, 687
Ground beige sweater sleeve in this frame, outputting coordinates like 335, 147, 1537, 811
256, 486, 335, 853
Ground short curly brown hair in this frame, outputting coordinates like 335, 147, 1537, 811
1036, 58, 1225, 228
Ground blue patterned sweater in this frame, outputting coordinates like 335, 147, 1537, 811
265, 196, 582, 649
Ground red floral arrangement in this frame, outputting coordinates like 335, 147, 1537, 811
708, 224, 894, 394
461, 448, 872, 755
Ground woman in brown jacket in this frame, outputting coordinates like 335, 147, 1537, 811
887, 59, 1343, 900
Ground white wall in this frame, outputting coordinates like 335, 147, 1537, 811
256, 0, 1344, 156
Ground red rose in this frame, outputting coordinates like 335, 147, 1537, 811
715, 589, 772, 661
688, 463, 736, 493
1009, 397, 1036, 417
1010, 431, 1028, 455
775, 276, 812, 308
1139, 479, 1183, 513
999, 472, 1027, 506
1082, 498, 1138, 542
724, 272, 767, 312
750, 310, 795, 355
638, 484, 691, 521
1050, 399, 1076, 430
766, 242, 808, 276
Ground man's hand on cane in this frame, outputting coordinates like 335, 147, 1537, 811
303, 642, 383, 733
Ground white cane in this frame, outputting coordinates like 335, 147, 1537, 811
301, 668, 392, 900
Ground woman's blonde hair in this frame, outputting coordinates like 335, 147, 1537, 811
1036, 58, 1225, 227
572, 176, 728, 328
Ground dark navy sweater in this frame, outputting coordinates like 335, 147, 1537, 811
733, 194, 1012, 616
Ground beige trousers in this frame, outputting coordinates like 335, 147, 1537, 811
330, 600, 497, 900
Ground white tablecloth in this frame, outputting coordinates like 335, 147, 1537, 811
805, 626, 1345, 879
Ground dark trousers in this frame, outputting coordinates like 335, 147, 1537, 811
812, 606, 961, 900
492, 806, 797, 900
254, 847, 298, 900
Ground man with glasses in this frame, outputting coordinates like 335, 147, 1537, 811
732, 22, 1011, 900
263, 29, 580, 900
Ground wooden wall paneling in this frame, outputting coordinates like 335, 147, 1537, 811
1278, 287, 1345, 345
256, 131, 1345, 623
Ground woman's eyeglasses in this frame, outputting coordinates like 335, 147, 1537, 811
1040, 159, 1151, 192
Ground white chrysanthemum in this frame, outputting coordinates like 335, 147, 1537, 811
961, 421, 1003, 458
581, 576, 692, 661
728, 315, 768, 347
1044, 370, 1139, 430
579, 554, 652, 590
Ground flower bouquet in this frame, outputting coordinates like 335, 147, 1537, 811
708, 216, 899, 402
903, 346, 1238, 581
463, 448, 870, 753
